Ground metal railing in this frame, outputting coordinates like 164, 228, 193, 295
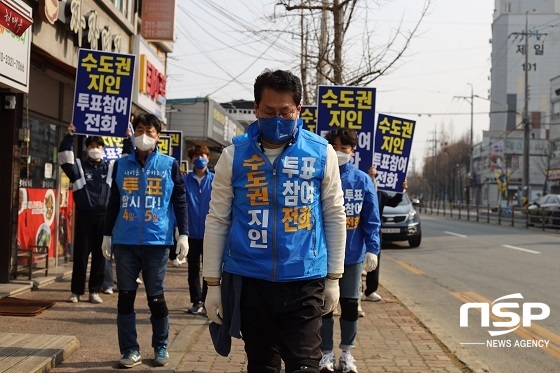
417, 201, 560, 232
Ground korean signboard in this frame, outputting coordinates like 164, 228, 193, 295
101, 136, 128, 161
72, 49, 135, 137
132, 36, 166, 120
158, 136, 172, 156
161, 130, 183, 163
316, 86, 376, 173
0, 0, 33, 36
373, 114, 416, 193
141, 0, 176, 41
0, 0, 32, 93
301, 105, 317, 133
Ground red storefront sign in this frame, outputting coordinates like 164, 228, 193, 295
141, 0, 175, 41
0, 0, 32, 37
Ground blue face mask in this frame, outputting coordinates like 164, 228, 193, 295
193, 157, 208, 169
258, 116, 297, 143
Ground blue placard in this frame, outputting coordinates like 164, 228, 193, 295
161, 130, 183, 163
316, 86, 376, 173
72, 49, 136, 137
373, 113, 416, 193
300, 105, 317, 133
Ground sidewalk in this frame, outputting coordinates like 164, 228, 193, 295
0, 264, 468, 372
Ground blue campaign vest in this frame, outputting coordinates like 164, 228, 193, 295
224, 121, 328, 282
340, 162, 381, 264
184, 171, 214, 239
112, 150, 176, 245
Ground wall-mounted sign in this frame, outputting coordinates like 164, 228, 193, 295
0, 0, 33, 37
39, 0, 59, 25
132, 35, 166, 120
141, 0, 176, 41
0, 1, 31, 93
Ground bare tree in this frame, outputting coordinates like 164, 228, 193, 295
273, 0, 431, 103
537, 141, 556, 194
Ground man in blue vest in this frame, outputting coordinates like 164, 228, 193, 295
203, 69, 347, 373
184, 144, 214, 315
102, 113, 189, 368
319, 128, 381, 373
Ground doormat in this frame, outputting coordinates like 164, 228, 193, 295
0, 297, 55, 317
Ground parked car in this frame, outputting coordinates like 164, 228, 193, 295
381, 193, 422, 247
527, 194, 560, 226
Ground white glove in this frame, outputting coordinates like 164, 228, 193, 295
176, 235, 189, 261
205, 285, 223, 325
174, 227, 180, 242
102, 236, 112, 261
363, 252, 378, 272
323, 278, 340, 315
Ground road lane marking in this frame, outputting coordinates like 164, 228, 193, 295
502, 244, 541, 254
394, 260, 425, 275
444, 231, 467, 238
450, 291, 560, 360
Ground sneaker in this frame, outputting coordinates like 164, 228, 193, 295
89, 292, 103, 303
153, 345, 169, 367
103, 288, 114, 294
187, 302, 206, 315
339, 351, 357, 373
67, 293, 80, 303
363, 292, 382, 302
319, 351, 336, 373
172, 258, 186, 267
119, 350, 142, 368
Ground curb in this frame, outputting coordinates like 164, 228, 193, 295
380, 280, 490, 373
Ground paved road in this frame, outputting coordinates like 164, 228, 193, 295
381, 214, 560, 373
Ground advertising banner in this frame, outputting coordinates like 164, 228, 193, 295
72, 48, 136, 137
316, 86, 376, 173
373, 113, 416, 193
17, 188, 56, 258
141, 0, 176, 41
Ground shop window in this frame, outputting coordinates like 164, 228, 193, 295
19, 119, 59, 189
112, 0, 129, 19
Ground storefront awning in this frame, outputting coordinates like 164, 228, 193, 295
0, 0, 33, 37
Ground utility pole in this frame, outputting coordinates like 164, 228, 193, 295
522, 11, 530, 203
317, 0, 329, 87
454, 83, 474, 205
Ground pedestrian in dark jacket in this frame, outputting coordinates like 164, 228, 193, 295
58, 123, 132, 304
363, 166, 407, 302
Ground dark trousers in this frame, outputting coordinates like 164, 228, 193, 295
364, 250, 380, 296
71, 212, 105, 295
187, 238, 207, 305
240, 277, 324, 373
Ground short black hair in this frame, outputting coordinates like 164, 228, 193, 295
85, 136, 105, 147
324, 128, 358, 148
133, 113, 162, 133
254, 69, 302, 106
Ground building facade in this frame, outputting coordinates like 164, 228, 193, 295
473, 0, 560, 205
0, 0, 175, 283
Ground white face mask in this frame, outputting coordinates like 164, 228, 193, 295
88, 148, 103, 160
336, 151, 352, 166
135, 134, 157, 152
